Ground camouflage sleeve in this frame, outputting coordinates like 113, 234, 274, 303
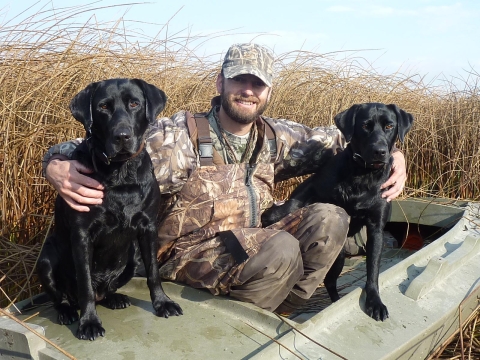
145, 110, 198, 195
269, 118, 346, 182
41, 138, 84, 176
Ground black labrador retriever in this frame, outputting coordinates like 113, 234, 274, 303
37, 78, 183, 340
262, 102, 413, 321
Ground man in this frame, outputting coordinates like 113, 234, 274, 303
43, 43, 407, 315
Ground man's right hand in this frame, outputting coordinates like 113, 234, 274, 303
46, 157, 104, 212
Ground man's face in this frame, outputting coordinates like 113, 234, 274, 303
217, 74, 271, 124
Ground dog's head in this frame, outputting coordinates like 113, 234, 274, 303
70, 78, 167, 161
334, 103, 413, 168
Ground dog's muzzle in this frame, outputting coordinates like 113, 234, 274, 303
86, 134, 145, 171
353, 153, 388, 169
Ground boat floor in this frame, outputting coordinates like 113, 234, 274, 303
292, 245, 413, 319
8, 250, 409, 360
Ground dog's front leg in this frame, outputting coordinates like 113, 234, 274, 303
37, 235, 80, 325
71, 234, 105, 340
261, 181, 315, 226
138, 223, 183, 318
364, 220, 389, 321
261, 198, 305, 226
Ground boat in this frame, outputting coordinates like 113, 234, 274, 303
2, 198, 479, 359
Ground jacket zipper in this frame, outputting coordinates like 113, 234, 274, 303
245, 163, 258, 227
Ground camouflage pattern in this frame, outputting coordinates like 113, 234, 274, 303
201, 104, 259, 165
209, 108, 258, 164
144, 96, 345, 197
42, 138, 84, 175
157, 161, 276, 295
146, 101, 345, 294
234, 202, 350, 311
218, 127, 255, 163
222, 43, 274, 87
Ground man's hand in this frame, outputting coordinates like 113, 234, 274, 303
46, 157, 104, 212
380, 151, 406, 202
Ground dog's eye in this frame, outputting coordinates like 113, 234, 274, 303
99, 104, 108, 110
129, 101, 140, 108
385, 124, 394, 130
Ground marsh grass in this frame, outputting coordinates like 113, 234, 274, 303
0, 5, 479, 358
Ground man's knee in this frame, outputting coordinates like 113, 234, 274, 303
262, 233, 303, 276
232, 232, 303, 310
310, 203, 349, 226
305, 203, 349, 240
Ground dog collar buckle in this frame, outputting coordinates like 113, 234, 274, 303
352, 153, 367, 168
99, 152, 111, 165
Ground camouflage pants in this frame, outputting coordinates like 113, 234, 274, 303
229, 203, 349, 312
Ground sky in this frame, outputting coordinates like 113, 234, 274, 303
1, 0, 479, 87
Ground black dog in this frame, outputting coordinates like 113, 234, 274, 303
262, 103, 413, 321
37, 78, 183, 340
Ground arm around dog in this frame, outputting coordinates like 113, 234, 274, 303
43, 139, 104, 212
268, 119, 346, 182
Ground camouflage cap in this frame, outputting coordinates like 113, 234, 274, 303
222, 43, 274, 87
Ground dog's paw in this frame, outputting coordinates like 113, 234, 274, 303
154, 300, 183, 318
76, 317, 105, 341
100, 293, 131, 309
260, 207, 276, 227
56, 303, 79, 325
365, 298, 389, 321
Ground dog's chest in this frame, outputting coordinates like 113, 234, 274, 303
333, 173, 386, 214
101, 186, 145, 228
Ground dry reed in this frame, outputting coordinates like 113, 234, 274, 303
0, 5, 479, 358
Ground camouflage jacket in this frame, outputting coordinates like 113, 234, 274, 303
144, 98, 346, 292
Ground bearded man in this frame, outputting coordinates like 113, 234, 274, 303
43, 43, 406, 315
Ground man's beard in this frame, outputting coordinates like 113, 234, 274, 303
220, 92, 269, 125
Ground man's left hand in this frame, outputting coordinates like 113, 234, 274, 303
380, 151, 406, 202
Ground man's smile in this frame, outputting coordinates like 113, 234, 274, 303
234, 96, 258, 108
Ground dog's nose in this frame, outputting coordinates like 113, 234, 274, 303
374, 148, 387, 157
114, 130, 132, 144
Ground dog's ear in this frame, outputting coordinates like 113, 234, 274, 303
387, 104, 414, 143
334, 104, 360, 142
69, 81, 101, 133
132, 79, 167, 124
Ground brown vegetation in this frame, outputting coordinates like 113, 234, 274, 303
0, 5, 479, 358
